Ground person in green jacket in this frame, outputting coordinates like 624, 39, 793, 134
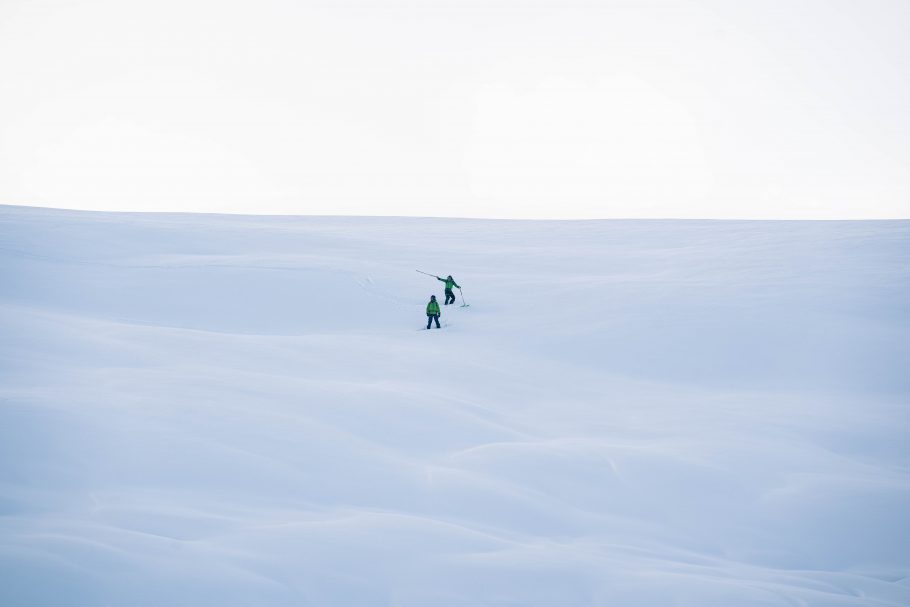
426, 295, 441, 329
436, 274, 460, 305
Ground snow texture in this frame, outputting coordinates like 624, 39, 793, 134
1, 205, 909, 606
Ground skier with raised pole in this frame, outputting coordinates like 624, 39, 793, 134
426, 295, 441, 330
437, 274, 460, 305
416, 270, 467, 307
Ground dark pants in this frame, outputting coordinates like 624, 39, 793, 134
444, 289, 456, 305
427, 314, 440, 329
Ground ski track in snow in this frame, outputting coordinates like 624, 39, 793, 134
1, 205, 909, 606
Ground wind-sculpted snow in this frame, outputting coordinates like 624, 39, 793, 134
1, 206, 909, 606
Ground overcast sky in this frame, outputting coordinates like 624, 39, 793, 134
1, 0, 908, 218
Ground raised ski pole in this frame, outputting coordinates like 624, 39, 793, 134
416, 270, 438, 279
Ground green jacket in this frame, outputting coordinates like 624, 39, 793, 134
426, 300, 440, 316
438, 276, 460, 290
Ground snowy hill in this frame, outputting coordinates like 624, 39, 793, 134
1, 205, 909, 606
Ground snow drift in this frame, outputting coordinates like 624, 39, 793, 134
1, 205, 908, 606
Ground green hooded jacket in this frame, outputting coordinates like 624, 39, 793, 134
438, 276, 460, 290
426, 300, 440, 316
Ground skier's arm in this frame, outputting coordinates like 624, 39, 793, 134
437, 276, 444, 282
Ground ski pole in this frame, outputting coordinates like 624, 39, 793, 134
458, 287, 467, 306
416, 270, 438, 278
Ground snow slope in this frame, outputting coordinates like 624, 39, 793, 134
1, 205, 909, 606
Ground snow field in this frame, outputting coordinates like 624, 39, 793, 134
1, 206, 909, 605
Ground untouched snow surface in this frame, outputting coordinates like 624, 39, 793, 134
1, 205, 909, 606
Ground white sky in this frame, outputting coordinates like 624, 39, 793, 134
1, 0, 908, 219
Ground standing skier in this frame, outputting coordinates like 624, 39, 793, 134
437, 274, 460, 305
426, 295, 441, 329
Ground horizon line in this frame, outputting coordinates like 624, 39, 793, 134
2, 202, 909, 222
